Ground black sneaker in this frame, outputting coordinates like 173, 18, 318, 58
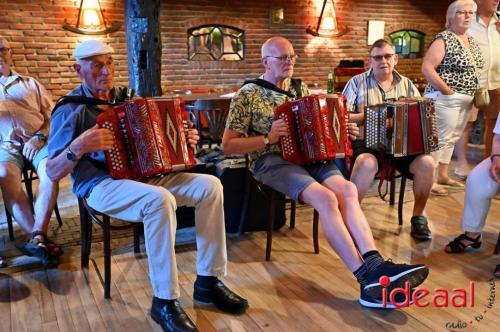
410, 216, 432, 240
364, 260, 429, 299
359, 286, 415, 309
193, 279, 249, 315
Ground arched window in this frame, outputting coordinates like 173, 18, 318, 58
389, 30, 425, 59
188, 25, 244, 61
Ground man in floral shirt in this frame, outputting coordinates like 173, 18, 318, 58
222, 36, 429, 308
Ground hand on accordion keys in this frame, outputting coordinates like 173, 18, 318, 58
183, 120, 200, 149
73, 124, 115, 157
268, 119, 290, 144
346, 122, 359, 141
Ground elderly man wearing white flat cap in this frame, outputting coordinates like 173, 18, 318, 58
0, 35, 61, 268
46, 39, 248, 332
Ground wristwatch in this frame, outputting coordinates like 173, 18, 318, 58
66, 146, 79, 162
34, 133, 47, 143
263, 134, 270, 146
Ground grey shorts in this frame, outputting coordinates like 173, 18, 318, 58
253, 153, 343, 202
0, 144, 48, 171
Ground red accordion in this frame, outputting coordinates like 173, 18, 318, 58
96, 97, 196, 180
364, 98, 439, 157
275, 94, 353, 165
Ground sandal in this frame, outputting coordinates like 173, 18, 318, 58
495, 265, 500, 278
16, 231, 53, 267
430, 185, 448, 196
445, 233, 482, 253
0, 256, 6, 268
43, 236, 64, 257
437, 178, 464, 188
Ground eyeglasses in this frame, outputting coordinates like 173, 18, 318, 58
0, 47, 10, 53
265, 54, 298, 62
370, 53, 395, 62
456, 10, 475, 16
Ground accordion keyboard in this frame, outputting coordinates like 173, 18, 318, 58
101, 121, 125, 172
278, 113, 295, 157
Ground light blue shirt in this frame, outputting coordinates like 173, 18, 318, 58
48, 84, 111, 198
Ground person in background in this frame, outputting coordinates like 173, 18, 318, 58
343, 39, 435, 241
222, 36, 429, 309
422, 0, 485, 196
0, 35, 61, 267
46, 40, 248, 332
445, 115, 499, 278
454, 0, 500, 180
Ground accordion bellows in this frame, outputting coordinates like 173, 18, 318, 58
364, 98, 439, 157
275, 94, 352, 165
96, 97, 196, 179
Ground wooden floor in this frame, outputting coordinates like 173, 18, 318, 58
0, 188, 499, 332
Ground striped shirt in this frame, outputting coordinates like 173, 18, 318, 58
342, 69, 420, 139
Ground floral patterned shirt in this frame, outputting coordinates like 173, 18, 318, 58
225, 77, 309, 170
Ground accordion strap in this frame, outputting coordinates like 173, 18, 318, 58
377, 156, 396, 200
52, 95, 113, 115
242, 78, 298, 99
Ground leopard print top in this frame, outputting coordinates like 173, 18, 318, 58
424, 30, 484, 96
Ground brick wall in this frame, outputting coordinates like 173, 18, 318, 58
0, 0, 449, 100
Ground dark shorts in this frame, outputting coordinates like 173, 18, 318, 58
351, 139, 416, 179
252, 153, 343, 202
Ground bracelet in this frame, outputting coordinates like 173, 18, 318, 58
491, 154, 500, 162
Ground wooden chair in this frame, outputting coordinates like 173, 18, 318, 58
188, 98, 230, 147
388, 173, 408, 226
4, 161, 63, 240
242, 166, 319, 261
78, 198, 142, 299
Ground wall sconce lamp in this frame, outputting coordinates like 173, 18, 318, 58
63, 0, 121, 35
306, 0, 348, 38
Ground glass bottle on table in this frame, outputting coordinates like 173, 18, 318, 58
327, 70, 334, 94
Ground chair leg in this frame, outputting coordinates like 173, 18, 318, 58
266, 191, 276, 261
389, 177, 396, 206
5, 207, 15, 241
23, 171, 35, 215
54, 203, 63, 228
133, 225, 141, 254
78, 199, 92, 268
398, 177, 407, 226
494, 232, 500, 255
103, 216, 111, 299
289, 200, 296, 229
313, 210, 319, 254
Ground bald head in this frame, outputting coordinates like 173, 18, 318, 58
261, 36, 293, 59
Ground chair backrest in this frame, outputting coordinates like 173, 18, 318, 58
191, 98, 231, 145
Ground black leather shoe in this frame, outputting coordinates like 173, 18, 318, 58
151, 298, 198, 332
194, 280, 249, 314
410, 216, 432, 241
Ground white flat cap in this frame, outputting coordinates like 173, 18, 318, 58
73, 39, 114, 60
0, 36, 11, 48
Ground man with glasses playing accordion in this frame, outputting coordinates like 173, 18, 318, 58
343, 39, 436, 241
222, 36, 429, 308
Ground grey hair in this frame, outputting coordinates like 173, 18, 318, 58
446, 0, 477, 28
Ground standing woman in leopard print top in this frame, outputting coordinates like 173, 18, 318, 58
422, 0, 485, 196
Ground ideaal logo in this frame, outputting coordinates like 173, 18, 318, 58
378, 276, 496, 329
379, 276, 475, 308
